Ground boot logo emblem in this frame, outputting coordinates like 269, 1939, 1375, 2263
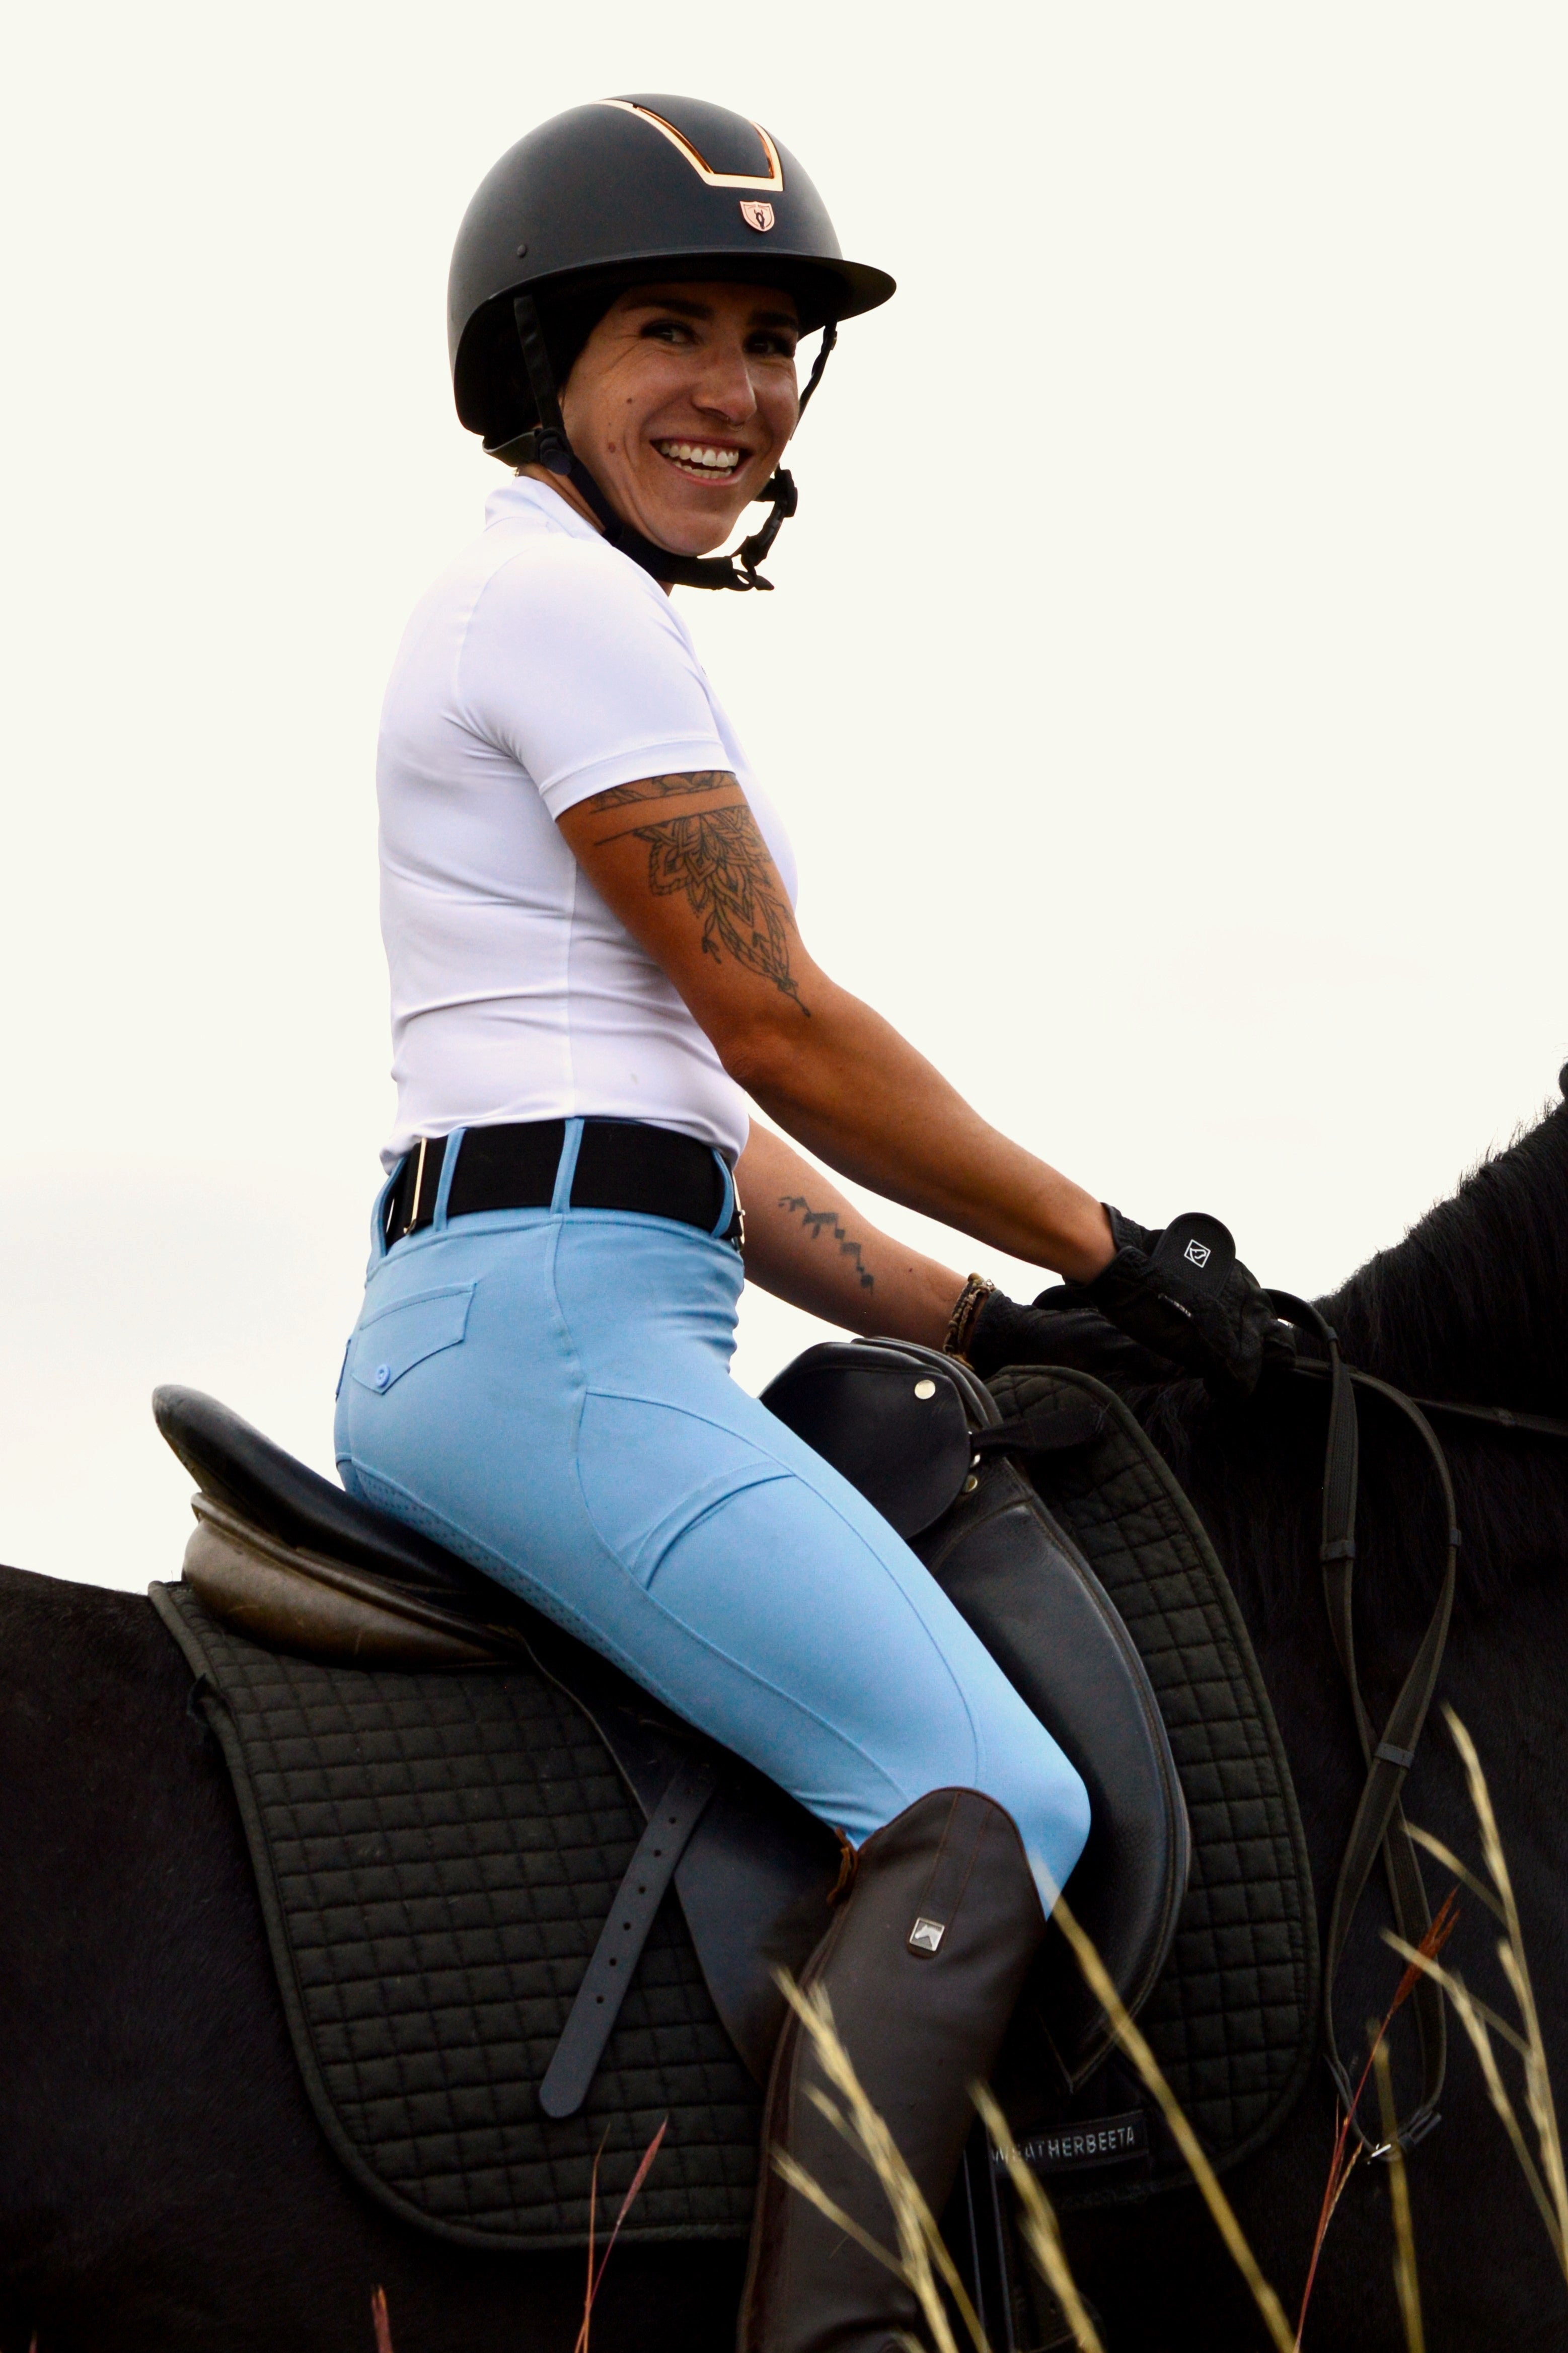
908, 1916, 946, 1954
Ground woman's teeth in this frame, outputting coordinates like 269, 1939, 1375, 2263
655, 441, 743, 478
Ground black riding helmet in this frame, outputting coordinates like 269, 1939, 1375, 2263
447, 95, 895, 591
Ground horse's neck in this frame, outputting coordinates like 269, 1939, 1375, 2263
1321, 1105, 1568, 1414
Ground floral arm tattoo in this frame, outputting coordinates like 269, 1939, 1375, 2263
776, 1195, 875, 1290
573, 771, 809, 1013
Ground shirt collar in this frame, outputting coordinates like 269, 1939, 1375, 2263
483, 472, 604, 544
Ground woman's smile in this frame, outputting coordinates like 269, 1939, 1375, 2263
653, 438, 749, 484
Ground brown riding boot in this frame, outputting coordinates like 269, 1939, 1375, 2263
737, 1787, 1048, 2353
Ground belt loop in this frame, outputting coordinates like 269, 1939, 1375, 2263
553, 1118, 585, 1214
370, 1168, 398, 1264
430, 1128, 463, 1231
710, 1152, 737, 1240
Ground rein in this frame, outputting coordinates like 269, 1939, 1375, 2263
1267, 1291, 1568, 2154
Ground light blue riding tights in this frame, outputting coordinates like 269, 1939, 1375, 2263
333, 1132, 1090, 1911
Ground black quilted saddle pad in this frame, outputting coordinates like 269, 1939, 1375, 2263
151, 1582, 761, 2252
990, 1366, 1319, 2204
148, 1359, 1319, 2243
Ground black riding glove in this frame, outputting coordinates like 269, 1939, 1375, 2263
1085, 1208, 1292, 1398
963, 1286, 1181, 1386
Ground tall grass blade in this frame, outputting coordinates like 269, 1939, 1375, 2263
573, 2119, 668, 2353
370, 2286, 395, 2353
1296, 1886, 1458, 2346
774, 1971, 990, 2353
1294, 2123, 1363, 2347
1388, 1931, 1561, 2258
571, 2132, 605, 2353
1384, 1706, 1568, 2287
1404, 1824, 1507, 1925
973, 2082, 1105, 2353
1372, 2040, 1424, 2353
1044, 1886, 1294, 2353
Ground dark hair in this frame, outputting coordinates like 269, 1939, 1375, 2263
541, 283, 620, 393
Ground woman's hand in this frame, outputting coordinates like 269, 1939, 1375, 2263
964, 1214, 1294, 1397
557, 772, 1115, 1282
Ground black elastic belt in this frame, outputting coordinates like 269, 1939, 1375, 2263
383, 1119, 740, 1249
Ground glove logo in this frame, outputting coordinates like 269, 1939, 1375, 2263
1183, 1239, 1213, 1270
740, 199, 776, 232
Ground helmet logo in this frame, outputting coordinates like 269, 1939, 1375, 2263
740, 199, 776, 233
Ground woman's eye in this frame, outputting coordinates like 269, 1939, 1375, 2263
643, 320, 692, 345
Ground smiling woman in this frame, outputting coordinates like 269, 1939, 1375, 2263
338, 89, 1283, 2353
546, 284, 803, 546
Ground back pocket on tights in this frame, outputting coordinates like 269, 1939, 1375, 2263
349, 1281, 476, 1395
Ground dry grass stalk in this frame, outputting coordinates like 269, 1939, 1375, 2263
1391, 1706, 1568, 2285
773, 1971, 987, 2353
1294, 1889, 1459, 2349
972, 2082, 1105, 2353
370, 2285, 394, 2352
1371, 2040, 1424, 2353
572, 2118, 669, 2353
1294, 2131, 1364, 2349
1045, 1888, 1295, 2353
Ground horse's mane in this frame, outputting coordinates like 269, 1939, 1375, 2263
1322, 1084, 1568, 1412
1141, 1083, 1568, 1629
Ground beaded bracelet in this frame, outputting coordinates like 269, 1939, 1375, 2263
942, 1273, 997, 1361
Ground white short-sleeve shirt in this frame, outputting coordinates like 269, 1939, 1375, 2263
375, 477, 796, 1169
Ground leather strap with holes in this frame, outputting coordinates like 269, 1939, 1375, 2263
538, 1751, 717, 2119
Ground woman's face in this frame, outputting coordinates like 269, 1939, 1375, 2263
558, 280, 801, 558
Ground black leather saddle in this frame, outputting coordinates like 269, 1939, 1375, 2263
154, 1339, 1187, 2102
760, 1339, 1190, 2084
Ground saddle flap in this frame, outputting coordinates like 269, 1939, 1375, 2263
987, 1362, 1319, 2194
913, 1453, 1190, 2088
760, 1338, 1190, 2086
760, 1343, 975, 1537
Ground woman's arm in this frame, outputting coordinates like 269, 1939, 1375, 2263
557, 772, 1114, 1282
736, 1123, 966, 1344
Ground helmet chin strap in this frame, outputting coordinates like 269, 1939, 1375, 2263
488, 294, 835, 592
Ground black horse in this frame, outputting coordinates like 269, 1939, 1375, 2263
5, 1097, 1568, 2352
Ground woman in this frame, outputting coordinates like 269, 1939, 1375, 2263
336, 95, 1280, 2352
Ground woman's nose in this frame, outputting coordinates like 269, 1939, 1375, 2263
691, 345, 760, 422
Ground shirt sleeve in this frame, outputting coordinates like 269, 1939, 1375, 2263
455, 539, 732, 818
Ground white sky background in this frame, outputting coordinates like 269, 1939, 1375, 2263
1, 5, 1563, 1592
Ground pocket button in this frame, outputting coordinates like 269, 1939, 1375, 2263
373, 1363, 392, 1391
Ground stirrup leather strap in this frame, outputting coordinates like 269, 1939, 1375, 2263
539, 1749, 718, 2118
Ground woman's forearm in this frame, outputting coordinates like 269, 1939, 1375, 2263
727, 980, 1114, 1284
736, 1124, 965, 1343
554, 773, 1115, 1281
